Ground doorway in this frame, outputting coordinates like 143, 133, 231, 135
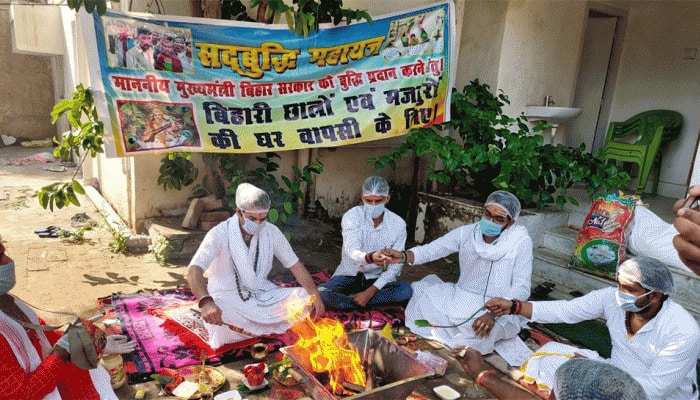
567, 5, 627, 154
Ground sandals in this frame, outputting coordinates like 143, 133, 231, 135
34, 226, 62, 238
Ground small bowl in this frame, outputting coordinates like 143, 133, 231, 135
242, 377, 268, 391
250, 343, 268, 360
433, 385, 460, 400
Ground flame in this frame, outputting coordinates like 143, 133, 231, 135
285, 292, 366, 394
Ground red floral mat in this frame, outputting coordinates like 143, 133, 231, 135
97, 270, 405, 383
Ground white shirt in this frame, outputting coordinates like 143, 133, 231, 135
532, 287, 700, 400
191, 218, 298, 296
189, 218, 308, 347
412, 223, 532, 300
404, 223, 533, 352
332, 205, 406, 290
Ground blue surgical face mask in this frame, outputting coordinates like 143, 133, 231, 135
242, 217, 262, 235
615, 289, 652, 313
479, 218, 504, 237
0, 261, 16, 295
364, 203, 385, 219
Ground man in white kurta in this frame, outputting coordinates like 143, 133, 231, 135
187, 183, 325, 349
319, 176, 412, 310
386, 190, 533, 353
487, 256, 700, 400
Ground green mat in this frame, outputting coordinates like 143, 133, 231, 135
543, 320, 612, 358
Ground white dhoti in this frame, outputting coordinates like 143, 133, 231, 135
191, 217, 314, 349
207, 287, 311, 348
406, 274, 522, 353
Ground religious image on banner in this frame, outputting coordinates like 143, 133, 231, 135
117, 101, 201, 152
81, 1, 455, 157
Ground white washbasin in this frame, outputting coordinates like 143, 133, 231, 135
525, 106, 583, 122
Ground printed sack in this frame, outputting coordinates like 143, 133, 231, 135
570, 192, 637, 276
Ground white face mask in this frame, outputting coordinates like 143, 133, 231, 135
241, 217, 263, 235
0, 261, 16, 295
615, 289, 653, 313
364, 203, 385, 219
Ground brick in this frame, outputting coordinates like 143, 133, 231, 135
200, 210, 231, 222
199, 221, 221, 231
199, 194, 225, 211
181, 198, 204, 230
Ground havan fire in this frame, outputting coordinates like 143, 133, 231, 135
285, 294, 372, 395
282, 293, 433, 400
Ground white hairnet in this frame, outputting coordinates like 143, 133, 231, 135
362, 176, 390, 196
616, 256, 674, 295
553, 358, 648, 400
484, 190, 521, 220
235, 183, 271, 213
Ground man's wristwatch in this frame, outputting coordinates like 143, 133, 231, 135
198, 295, 214, 308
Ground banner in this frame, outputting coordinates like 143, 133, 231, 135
82, 2, 455, 157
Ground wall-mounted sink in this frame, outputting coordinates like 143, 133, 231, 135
525, 106, 583, 122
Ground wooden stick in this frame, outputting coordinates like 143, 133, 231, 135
341, 382, 365, 393
364, 348, 375, 392
190, 309, 256, 337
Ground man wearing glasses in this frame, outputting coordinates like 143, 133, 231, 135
186, 183, 324, 348
383, 190, 533, 354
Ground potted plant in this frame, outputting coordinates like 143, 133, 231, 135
369, 79, 630, 210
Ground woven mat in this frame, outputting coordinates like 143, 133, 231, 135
97, 270, 405, 383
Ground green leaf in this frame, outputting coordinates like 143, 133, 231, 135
268, 208, 279, 223
71, 180, 86, 195
150, 374, 172, 385
414, 319, 431, 327
65, 187, 81, 206
96, 0, 107, 15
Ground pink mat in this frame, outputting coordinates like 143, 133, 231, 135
105, 270, 405, 383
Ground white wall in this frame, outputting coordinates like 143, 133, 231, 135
609, 2, 700, 197
455, 1, 508, 90
496, 0, 588, 141
569, 16, 617, 151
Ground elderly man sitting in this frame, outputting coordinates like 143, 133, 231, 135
186, 183, 325, 348
486, 256, 700, 399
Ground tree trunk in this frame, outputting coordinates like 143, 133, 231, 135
202, 0, 222, 19
256, 1, 274, 24
188, 0, 203, 17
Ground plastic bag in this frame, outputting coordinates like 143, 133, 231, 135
570, 192, 637, 276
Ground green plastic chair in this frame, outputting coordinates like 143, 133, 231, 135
600, 110, 683, 195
